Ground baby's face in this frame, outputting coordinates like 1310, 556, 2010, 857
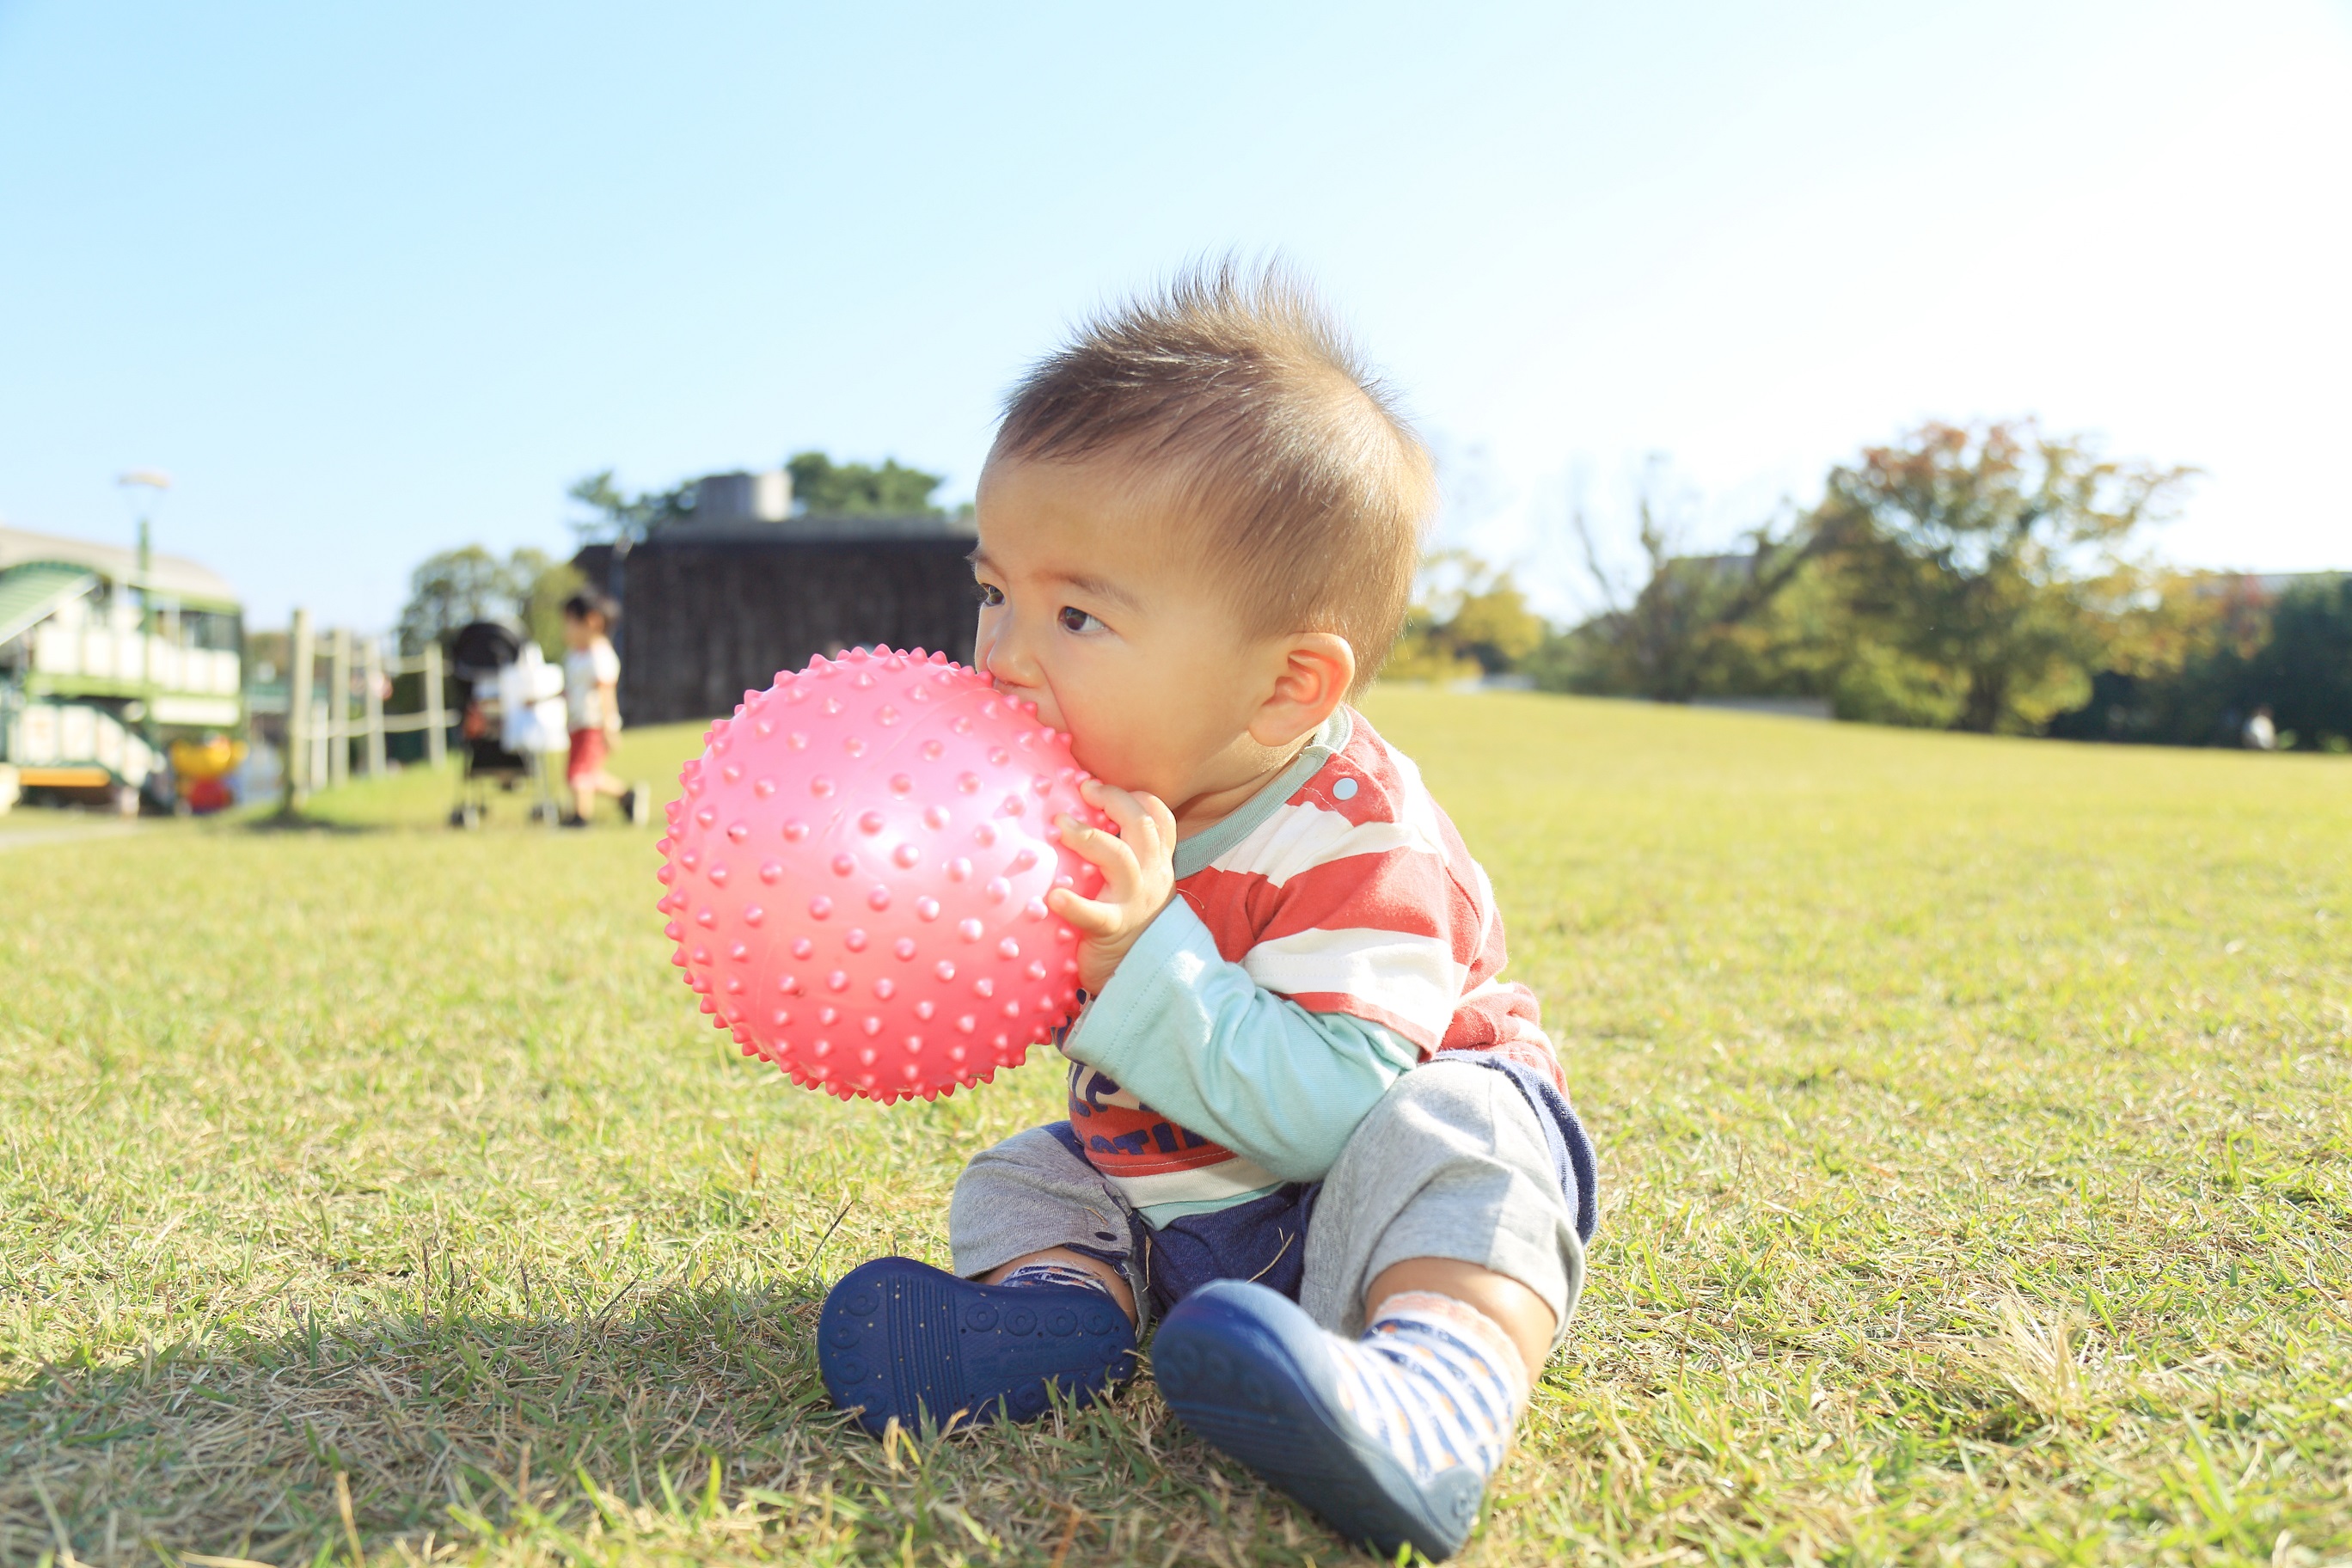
969, 455, 1281, 815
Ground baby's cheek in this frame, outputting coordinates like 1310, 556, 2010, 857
1049, 696, 1112, 769
1027, 695, 1075, 747
1069, 723, 1156, 795
1061, 726, 1118, 786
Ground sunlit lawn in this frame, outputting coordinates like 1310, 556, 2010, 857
2, 690, 2348, 1565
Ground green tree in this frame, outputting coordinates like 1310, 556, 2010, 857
1539, 462, 1829, 701
2251, 577, 2352, 750
570, 456, 952, 536
1381, 554, 1548, 683
397, 547, 518, 655
511, 548, 585, 661
786, 451, 946, 516
567, 470, 687, 543
396, 547, 580, 658
1815, 421, 2193, 733
2044, 571, 2269, 744
2046, 573, 2352, 750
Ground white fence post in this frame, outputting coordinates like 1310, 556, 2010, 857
286, 608, 314, 807
362, 637, 387, 778
423, 641, 447, 769
328, 627, 352, 788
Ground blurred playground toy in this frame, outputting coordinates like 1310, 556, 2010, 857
0, 524, 244, 815
168, 735, 248, 815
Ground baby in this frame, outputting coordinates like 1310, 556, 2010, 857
818, 266, 1596, 1561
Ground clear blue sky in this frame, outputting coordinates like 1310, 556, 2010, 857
3, 0, 2346, 630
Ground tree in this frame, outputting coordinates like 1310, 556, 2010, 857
567, 470, 687, 544
2046, 573, 2352, 750
786, 451, 946, 517
2046, 571, 2269, 744
1815, 422, 2194, 733
1447, 572, 1547, 673
1381, 554, 1547, 683
511, 548, 585, 661
2251, 577, 2352, 750
397, 548, 519, 655
1543, 458, 1829, 701
396, 547, 580, 658
567, 453, 952, 541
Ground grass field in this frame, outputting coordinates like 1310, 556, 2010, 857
3, 689, 2349, 1567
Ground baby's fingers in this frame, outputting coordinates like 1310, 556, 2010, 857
1048, 886, 1122, 937
1081, 780, 1173, 871
1056, 813, 1141, 898
1136, 791, 1176, 859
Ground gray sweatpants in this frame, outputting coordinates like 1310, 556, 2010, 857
947, 1059, 1586, 1353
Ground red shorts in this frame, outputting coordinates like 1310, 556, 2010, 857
567, 728, 609, 783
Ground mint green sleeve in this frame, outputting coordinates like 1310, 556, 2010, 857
1061, 897, 1422, 1184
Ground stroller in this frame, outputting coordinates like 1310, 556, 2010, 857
445, 622, 568, 829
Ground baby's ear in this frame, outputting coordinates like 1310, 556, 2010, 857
1249, 633, 1354, 748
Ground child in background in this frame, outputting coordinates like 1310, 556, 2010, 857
817, 266, 1597, 1562
559, 590, 646, 826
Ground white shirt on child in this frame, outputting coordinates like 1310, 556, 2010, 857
564, 638, 621, 732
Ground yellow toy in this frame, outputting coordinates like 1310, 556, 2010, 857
169, 735, 247, 813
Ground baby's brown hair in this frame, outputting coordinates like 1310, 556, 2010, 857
992, 260, 1435, 694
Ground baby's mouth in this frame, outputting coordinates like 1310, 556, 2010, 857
990, 677, 1063, 732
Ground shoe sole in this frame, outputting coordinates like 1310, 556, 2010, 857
818, 1257, 1136, 1435
1154, 1282, 1482, 1561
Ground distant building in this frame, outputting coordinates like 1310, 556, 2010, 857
573, 471, 979, 725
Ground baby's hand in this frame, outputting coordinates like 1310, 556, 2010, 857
1050, 778, 1178, 995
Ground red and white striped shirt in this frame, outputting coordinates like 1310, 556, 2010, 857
1064, 707, 1565, 1217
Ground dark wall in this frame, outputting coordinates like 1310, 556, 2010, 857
602, 536, 979, 724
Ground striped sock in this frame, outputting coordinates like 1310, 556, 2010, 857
997, 1261, 1117, 1297
1326, 1292, 1529, 1483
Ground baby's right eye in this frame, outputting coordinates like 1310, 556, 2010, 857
974, 582, 1005, 608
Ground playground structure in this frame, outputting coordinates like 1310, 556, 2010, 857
0, 524, 245, 814
0, 522, 550, 817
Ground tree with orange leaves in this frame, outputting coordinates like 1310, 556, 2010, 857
1811, 421, 2196, 733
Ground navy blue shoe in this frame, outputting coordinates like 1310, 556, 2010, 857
818, 1257, 1136, 1434
1153, 1280, 1487, 1562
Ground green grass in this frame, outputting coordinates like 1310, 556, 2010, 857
3, 690, 2349, 1566
0, 804, 138, 839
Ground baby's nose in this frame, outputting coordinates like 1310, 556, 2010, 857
980, 635, 1038, 691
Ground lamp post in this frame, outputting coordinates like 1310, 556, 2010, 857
114, 471, 174, 809
116, 469, 172, 690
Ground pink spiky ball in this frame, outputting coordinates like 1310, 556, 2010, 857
654, 646, 1108, 1103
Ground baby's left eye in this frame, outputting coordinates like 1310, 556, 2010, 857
1057, 606, 1103, 634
